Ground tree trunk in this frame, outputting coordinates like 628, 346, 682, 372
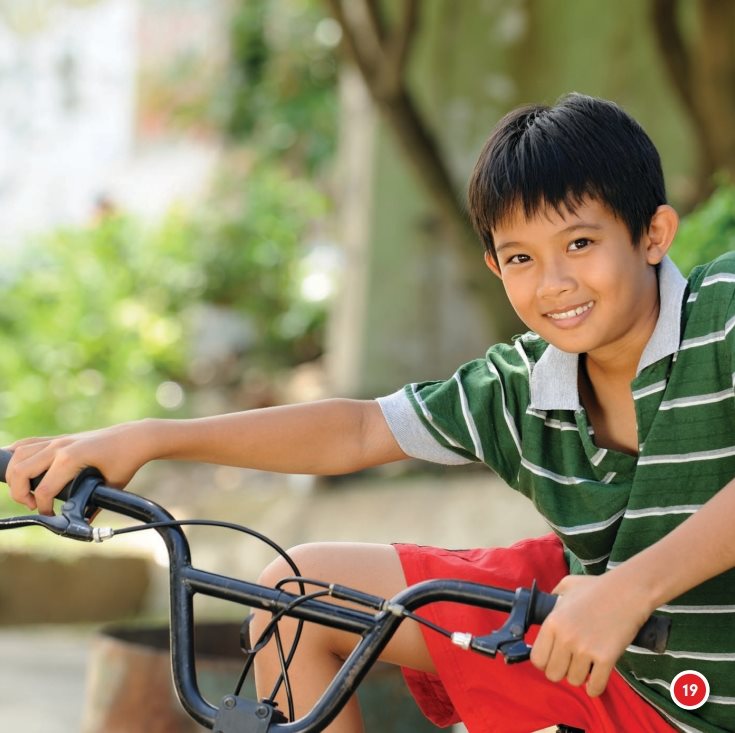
326, 0, 519, 338
650, 0, 735, 201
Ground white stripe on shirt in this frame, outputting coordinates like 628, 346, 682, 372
453, 373, 484, 462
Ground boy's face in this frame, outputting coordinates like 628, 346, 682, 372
486, 197, 673, 367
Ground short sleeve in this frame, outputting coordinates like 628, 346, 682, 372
687, 252, 735, 389
377, 343, 531, 484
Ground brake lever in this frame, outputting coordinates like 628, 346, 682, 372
59, 466, 106, 540
0, 466, 105, 541
35, 467, 105, 542
468, 583, 539, 663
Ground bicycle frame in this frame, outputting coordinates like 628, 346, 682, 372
93, 480, 549, 733
0, 455, 671, 733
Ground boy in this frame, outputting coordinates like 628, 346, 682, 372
6, 94, 735, 732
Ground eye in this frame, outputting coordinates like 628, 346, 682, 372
568, 238, 592, 252
506, 253, 531, 265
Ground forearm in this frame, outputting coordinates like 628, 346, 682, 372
611, 475, 735, 614
532, 476, 735, 696
139, 398, 406, 476
7, 398, 407, 513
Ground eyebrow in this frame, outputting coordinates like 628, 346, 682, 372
495, 221, 604, 252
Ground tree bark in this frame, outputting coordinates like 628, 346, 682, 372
649, 0, 735, 201
325, 0, 516, 332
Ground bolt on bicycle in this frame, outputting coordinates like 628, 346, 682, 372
0, 449, 670, 733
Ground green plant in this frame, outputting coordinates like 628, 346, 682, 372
669, 184, 735, 275
194, 160, 332, 366
0, 159, 332, 448
221, 0, 339, 174
0, 214, 202, 446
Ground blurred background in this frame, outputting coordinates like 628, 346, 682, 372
0, 1, 733, 731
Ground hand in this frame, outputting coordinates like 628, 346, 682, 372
530, 574, 651, 697
5, 421, 152, 515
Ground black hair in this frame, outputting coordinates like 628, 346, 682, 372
468, 93, 667, 260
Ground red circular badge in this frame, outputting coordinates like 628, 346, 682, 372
671, 670, 709, 710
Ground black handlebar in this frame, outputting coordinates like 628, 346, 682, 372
0, 448, 672, 731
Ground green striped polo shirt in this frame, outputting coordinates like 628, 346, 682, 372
378, 253, 735, 732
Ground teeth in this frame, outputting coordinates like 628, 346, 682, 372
548, 301, 594, 320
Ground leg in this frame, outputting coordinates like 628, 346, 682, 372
251, 542, 434, 733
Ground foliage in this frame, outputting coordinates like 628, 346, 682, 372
0, 214, 200, 445
0, 159, 330, 446
0, 0, 338, 506
137, 48, 225, 137
221, 0, 340, 174
194, 158, 331, 366
669, 184, 735, 275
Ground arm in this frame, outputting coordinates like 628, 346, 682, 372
6, 399, 407, 515
531, 474, 735, 696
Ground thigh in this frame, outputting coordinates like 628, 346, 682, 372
261, 541, 436, 675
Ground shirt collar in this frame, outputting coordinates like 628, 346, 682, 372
529, 256, 687, 411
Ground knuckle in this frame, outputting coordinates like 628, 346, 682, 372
6, 471, 25, 498
9, 445, 28, 463
53, 447, 76, 469
34, 482, 54, 498
8, 485, 26, 502
574, 642, 593, 659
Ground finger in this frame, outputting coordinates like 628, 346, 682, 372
7, 475, 37, 511
5, 436, 56, 452
566, 653, 593, 687
5, 453, 38, 511
530, 623, 553, 671
586, 660, 614, 697
7, 442, 71, 513
543, 644, 573, 683
6, 440, 53, 473
30, 446, 85, 515
33, 480, 59, 517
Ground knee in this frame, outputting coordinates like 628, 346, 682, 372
251, 543, 325, 640
256, 543, 317, 589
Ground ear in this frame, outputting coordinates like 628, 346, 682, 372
484, 251, 503, 279
644, 205, 679, 265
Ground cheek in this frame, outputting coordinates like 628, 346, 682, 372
501, 281, 537, 322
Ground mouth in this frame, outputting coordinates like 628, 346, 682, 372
545, 301, 594, 321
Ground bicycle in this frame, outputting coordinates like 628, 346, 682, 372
0, 448, 670, 733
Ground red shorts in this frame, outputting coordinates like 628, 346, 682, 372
395, 534, 674, 732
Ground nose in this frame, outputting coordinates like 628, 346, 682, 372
536, 261, 575, 299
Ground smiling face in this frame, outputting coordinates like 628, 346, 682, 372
486, 198, 677, 370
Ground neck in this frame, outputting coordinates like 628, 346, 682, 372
584, 347, 641, 387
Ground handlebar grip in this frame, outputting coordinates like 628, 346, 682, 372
0, 448, 72, 501
531, 588, 671, 654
